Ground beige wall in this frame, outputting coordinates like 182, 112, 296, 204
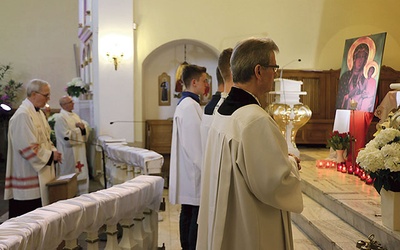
1, 0, 400, 144
0, 0, 79, 108
134, 0, 400, 70
133, 0, 400, 144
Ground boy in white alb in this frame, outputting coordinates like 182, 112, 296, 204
169, 64, 209, 250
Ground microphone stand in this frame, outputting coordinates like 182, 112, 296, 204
99, 144, 107, 189
109, 121, 144, 125
276, 59, 302, 152
349, 101, 357, 172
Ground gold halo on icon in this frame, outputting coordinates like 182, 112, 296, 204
347, 36, 376, 71
364, 61, 379, 79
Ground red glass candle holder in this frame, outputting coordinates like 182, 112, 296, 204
365, 175, 374, 185
337, 162, 343, 172
358, 169, 364, 178
360, 172, 367, 181
316, 160, 335, 168
347, 165, 354, 174
354, 166, 360, 176
341, 165, 347, 173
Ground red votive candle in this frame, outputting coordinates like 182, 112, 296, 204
354, 166, 360, 176
337, 163, 342, 172
360, 172, 367, 181
348, 165, 354, 174
341, 165, 347, 173
358, 169, 364, 178
365, 175, 374, 185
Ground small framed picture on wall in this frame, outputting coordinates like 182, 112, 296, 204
158, 72, 171, 106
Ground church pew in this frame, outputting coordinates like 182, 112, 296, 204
0, 175, 164, 250
97, 136, 164, 188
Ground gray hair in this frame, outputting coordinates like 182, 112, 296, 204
26, 79, 50, 97
231, 37, 279, 83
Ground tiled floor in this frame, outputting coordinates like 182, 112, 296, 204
157, 189, 321, 250
157, 145, 324, 250
0, 146, 326, 249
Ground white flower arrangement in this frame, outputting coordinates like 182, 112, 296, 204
357, 127, 400, 193
67, 77, 86, 88
65, 77, 88, 97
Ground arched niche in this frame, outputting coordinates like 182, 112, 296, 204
142, 39, 219, 120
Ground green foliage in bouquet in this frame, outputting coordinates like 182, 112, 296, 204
66, 77, 87, 98
0, 64, 23, 106
326, 130, 351, 150
47, 114, 57, 146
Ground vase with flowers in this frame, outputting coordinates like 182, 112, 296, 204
357, 113, 400, 230
357, 127, 400, 193
66, 77, 88, 98
327, 131, 351, 164
0, 64, 23, 108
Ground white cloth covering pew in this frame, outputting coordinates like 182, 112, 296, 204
97, 136, 164, 187
0, 175, 164, 250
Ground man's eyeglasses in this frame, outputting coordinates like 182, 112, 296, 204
260, 64, 280, 73
35, 92, 50, 98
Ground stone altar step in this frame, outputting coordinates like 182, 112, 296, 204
292, 194, 366, 250
296, 159, 400, 250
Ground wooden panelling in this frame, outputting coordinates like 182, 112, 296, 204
145, 66, 400, 148
145, 119, 173, 187
145, 119, 173, 154
295, 120, 333, 144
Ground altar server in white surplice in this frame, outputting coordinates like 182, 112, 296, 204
200, 48, 234, 155
54, 95, 89, 194
197, 37, 303, 250
169, 64, 209, 250
5, 79, 62, 218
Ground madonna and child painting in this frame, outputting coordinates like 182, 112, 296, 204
336, 32, 386, 113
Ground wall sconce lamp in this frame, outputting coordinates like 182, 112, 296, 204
106, 52, 124, 71
102, 34, 131, 71
1, 103, 11, 111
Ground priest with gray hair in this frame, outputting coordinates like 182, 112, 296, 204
5, 79, 62, 218
197, 37, 303, 250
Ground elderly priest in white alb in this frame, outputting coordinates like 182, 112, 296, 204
5, 79, 62, 218
54, 95, 89, 194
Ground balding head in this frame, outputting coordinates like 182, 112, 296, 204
59, 95, 74, 112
